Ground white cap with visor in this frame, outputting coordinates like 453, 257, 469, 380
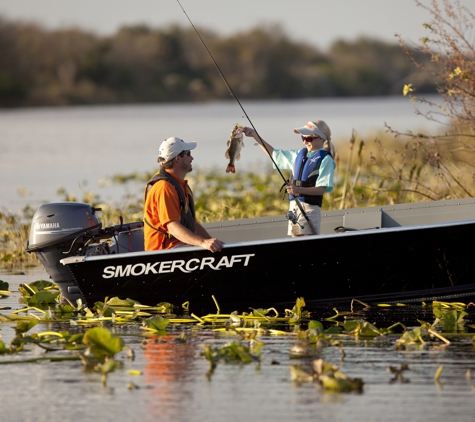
293, 122, 328, 141
158, 137, 197, 162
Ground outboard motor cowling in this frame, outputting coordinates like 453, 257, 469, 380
26, 202, 103, 302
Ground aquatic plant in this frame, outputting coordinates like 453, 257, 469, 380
285, 297, 309, 324
4, 279, 475, 401
0, 280, 11, 298
202, 338, 262, 377
79, 327, 126, 385
395, 322, 450, 350
343, 319, 384, 338
296, 320, 341, 350
0, 311, 130, 386
141, 314, 171, 333
0, 319, 36, 354
82, 326, 125, 359
432, 301, 468, 331
0, 318, 84, 357
290, 358, 364, 392
19, 280, 59, 306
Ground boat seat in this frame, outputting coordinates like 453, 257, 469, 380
334, 210, 382, 232
110, 228, 145, 253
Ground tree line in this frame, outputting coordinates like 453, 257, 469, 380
0, 16, 436, 107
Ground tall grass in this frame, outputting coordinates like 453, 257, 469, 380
0, 206, 38, 269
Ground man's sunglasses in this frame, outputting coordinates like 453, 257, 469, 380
179, 150, 191, 157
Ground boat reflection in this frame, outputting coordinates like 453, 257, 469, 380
142, 334, 201, 418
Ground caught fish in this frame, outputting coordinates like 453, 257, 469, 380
225, 124, 244, 173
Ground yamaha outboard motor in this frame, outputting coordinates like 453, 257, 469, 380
27, 202, 145, 303
26, 202, 103, 302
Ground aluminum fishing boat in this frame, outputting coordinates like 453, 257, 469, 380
26, 197, 475, 313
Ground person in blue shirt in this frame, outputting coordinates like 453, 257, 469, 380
243, 120, 336, 236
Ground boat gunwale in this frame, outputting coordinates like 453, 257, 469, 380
203, 197, 475, 228
60, 217, 475, 265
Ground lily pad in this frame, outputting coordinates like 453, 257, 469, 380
82, 327, 125, 359
107, 297, 140, 307
143, 315, 170, 331
29, 279, 57, 291
93, 301, 114, 317
24, 290, 60, 305
0, 340, 11, 354
344, 319, 382, 337
14, 319, 39, 335
308, 320, 324, 334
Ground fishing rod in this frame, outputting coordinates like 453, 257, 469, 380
175, 0, 285, 179
175, 0, 317, 235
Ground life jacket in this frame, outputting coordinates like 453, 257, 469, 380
143, 170, 196, 248
289, 148, 328, 206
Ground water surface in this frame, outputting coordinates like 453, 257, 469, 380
0, 96, 445, 211
1, 270, 475, 422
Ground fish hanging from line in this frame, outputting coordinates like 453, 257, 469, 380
225, 123, 244, 173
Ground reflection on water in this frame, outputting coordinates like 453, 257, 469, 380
142, 333, 200, 420
2, 271, 475, 422
310, 302, 468, 328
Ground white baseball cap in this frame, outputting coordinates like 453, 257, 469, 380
293, 121, 328, 141
158, 137, 197, 162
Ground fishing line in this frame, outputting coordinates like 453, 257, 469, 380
176, 0, 316, 234
175, 0, 287, 183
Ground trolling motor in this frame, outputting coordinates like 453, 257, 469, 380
26, 202, 144, 303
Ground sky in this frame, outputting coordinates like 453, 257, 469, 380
0, 0, 465, 50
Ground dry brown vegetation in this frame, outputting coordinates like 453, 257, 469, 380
380, 0, 475, 201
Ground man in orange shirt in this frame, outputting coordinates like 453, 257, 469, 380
143, 137, 224, 253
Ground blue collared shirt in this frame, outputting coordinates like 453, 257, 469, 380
272, 148, 336, 192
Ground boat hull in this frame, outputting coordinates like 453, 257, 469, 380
62, 220, 475, 313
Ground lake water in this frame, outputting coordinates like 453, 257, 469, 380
1, 270, 475, 422
3, 97, 473, 422
0, 96, 445, 212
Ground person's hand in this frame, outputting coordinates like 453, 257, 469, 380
201, 237, 224, 253
286, 184, 299, 196
242, 127, 255, 137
